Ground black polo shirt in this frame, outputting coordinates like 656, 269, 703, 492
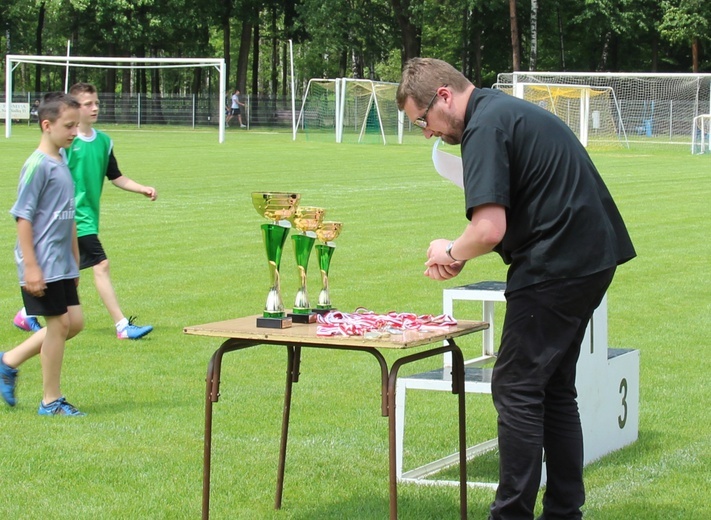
461, 88, 635, 292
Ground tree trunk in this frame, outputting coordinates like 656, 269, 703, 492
529, 0, 538, 71
222, 24, 231, 85
271, 4, 278, 96
461, 5, 469, 78
281, 41, 288, 98
557, 6, 565, 70
509, 0, 521, 71
251, 23, 259, 96
390, 0, 421, 63
692, 37, 699, 73
474, 24, 482, 87
105, 42, 117, 97
237, 22, 252, 92
598, 31, 612, 71
651, 32, 658, 72
34, 2, 46, 92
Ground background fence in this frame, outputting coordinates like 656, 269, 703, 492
4, 92, 298, 130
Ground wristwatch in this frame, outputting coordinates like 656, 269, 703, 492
445, 240, 460, 262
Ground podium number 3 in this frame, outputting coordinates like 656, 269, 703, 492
618, 378, 628, 429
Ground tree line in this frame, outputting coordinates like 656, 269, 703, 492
2, 0, 709, 98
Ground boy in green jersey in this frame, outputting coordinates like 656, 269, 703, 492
14, 83, 156, 340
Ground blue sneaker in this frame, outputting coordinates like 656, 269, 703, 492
38, 396, 85, 416
13, 310, 42, 332
117, 316, 153, 340
0, 353, 18, 406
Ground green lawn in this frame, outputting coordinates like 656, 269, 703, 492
0, 124, 709, 519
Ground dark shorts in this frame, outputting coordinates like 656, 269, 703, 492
22, 278, 80, 317
78, 234, 107, 270
231, 108, 241, 115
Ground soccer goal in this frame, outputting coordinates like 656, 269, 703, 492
494, 82, 628, 149
295, 78, 403, 144
497, 71, 711, 149
4, 54, 227, 142
691, 114, 711, 154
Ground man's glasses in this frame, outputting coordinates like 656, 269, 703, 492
413, 85, 447, 129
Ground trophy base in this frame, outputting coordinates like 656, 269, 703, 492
256, 316, 293, 329
313, 308, 335, 315
288, 311, 317, 324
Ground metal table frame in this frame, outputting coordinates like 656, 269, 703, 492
185, 317, 488, 519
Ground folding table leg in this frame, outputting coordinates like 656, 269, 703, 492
202, 339, 257, 520
386, 341, 468, 520
275, 345, 301, 509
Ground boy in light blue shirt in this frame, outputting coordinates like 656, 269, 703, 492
1, 92, 86, 416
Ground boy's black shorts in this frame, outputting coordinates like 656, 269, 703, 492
78, 234, 108, 270
22, 278, 80, 317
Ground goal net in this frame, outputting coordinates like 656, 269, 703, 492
296, 78, 402, 144
494, 82, 628, 149
497, 72, 711, 149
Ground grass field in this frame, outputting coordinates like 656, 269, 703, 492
0, 124, 709, 519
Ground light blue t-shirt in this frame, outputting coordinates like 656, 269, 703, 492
10, 150, 79, 285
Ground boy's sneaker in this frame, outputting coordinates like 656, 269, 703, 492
38, 396, 85, 416
117, 316, 153, 340
0, 353, 18, 407
13, 310, 42, 332
240, 124, 246, 128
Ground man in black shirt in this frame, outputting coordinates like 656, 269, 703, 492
397, 58, 635, 520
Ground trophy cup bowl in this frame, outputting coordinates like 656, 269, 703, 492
293, 206, 326, 234
251, 192, 301, 223
315, 221, 343, 312
316, 221, 343, 243
251, 192, 301, 328
290, 206, 326, 322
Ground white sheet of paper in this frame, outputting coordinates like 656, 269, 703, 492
431, 138, 464, 190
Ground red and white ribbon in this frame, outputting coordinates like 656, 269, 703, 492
316, 307, 457, 337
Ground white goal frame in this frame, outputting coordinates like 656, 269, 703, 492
5, 54, 227, 143
691, 114, 711, 154
295, 78, 404, 144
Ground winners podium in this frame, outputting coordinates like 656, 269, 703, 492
395, 281, 640, 488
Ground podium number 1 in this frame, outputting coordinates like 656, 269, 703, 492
618, 378, 628, 429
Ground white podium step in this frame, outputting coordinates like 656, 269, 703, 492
396, 282, 639, 488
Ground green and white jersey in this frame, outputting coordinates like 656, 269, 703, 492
68, 128, 116, 237
10, 150, 79, 284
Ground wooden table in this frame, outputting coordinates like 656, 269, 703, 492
184, 315, 488, 519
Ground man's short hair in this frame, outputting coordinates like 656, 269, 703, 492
396, 58, 471, 111
37, 92, 80, 127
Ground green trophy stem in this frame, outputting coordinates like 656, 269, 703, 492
292, 234, 316, 313
261, 222, 291, 318
316, 243, 336, 310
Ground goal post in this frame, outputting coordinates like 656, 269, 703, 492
691, 114, 711, 154
494, 82, 629, 149
295, 78, 403, 144
5, 54, 227, 143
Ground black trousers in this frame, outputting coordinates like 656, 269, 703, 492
488, 267, 616, 520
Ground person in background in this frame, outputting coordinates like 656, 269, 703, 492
226, 88, 246, 128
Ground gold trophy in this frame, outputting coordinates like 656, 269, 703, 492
289, 206, 326, 323
314, 221, 343, 313
251, 192, 301, 328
